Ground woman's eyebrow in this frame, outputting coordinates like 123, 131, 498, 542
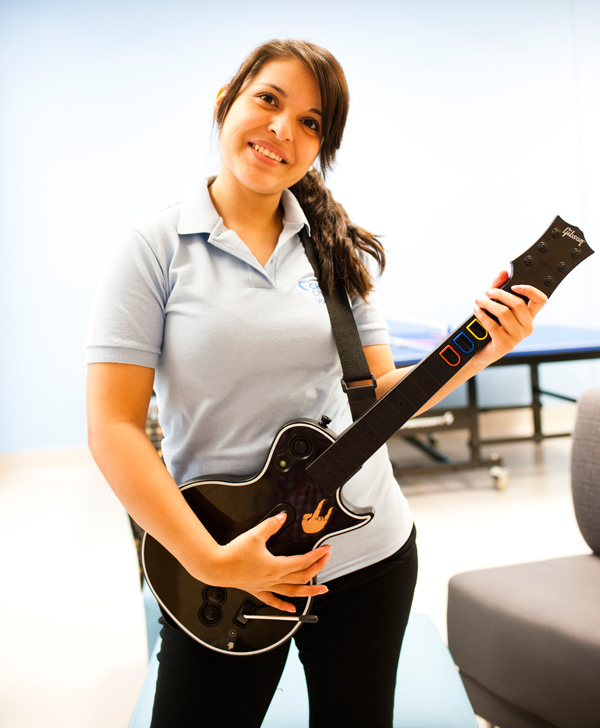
260, 82, 322, 116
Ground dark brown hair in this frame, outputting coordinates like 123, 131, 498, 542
215, 39, 385, 300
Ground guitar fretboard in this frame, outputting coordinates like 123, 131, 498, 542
306, 315, 489, 492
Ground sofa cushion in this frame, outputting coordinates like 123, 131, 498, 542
447, 555, 600, 728
571, 389, 600, 555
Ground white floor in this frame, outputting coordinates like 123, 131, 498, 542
0, 406, 588, 728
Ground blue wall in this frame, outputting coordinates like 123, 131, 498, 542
1, 0, 599, 453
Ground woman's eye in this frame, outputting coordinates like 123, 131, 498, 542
303, 118, 320, 133
257, 93, 277, 105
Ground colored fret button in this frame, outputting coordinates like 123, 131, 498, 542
466, 319, 488, 340
440, 345, 461, 366
453, 332, 475, 353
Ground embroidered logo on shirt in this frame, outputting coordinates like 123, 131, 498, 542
298, 280, 325, 304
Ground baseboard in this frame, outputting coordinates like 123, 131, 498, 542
0, 447, 94, 473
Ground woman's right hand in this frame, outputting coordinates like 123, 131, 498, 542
87, 362, 330, 613
201, 512, 331, 613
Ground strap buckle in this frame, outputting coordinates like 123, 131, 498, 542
341, 375, 378, 408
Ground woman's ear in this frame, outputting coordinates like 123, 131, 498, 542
214, 85, 230, 116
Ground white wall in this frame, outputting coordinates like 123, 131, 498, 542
1, 0, 599, 453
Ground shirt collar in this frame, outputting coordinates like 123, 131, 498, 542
177, 176, 311, 237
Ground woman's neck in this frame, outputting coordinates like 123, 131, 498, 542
210, 169, 282, 232
208, 168, 284, 266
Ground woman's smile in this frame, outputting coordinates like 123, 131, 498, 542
249, 142, 287, 164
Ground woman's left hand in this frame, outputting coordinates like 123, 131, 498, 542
473, 270, 548, 368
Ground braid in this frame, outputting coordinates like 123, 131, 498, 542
290, 170, 386, 301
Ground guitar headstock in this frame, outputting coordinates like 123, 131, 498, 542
502, 216, 594, 299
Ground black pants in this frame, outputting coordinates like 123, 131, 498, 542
150, 526, 418, 728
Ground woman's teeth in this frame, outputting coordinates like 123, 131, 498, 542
251, 143, 284, 163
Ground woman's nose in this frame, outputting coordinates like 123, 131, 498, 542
269, 113, 293, 142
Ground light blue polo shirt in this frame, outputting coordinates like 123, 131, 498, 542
86, 179, 413, 581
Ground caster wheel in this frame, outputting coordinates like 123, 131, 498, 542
490, 465, 510, 490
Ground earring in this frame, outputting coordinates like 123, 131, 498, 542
308, 166, 314, 172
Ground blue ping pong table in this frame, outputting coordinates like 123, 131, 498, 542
388, 323, 600, 478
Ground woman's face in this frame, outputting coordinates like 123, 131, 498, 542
216, 58, 323, 197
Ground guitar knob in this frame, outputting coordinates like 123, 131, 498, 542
200, 605, 222, 625
524, 255, 534, 266
572, 248, 581, 259
558, 262, 566, 272
290, 436, 313, 459
205, 587, 226, 604
537, 242, 548, 252
544, 276, 554, 287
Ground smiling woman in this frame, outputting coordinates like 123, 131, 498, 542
85, 37, 547, 728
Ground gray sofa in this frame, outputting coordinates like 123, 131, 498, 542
447, 388, 600, 728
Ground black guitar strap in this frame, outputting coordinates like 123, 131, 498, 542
300, 227, 377, 420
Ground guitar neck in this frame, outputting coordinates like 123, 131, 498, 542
306, 215, 594, 495
306, 314, 490, 492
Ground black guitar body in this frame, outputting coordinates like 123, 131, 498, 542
142, 420, 373, 655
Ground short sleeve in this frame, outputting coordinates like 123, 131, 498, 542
86, 226, 169, 368
351, 261, 390, 347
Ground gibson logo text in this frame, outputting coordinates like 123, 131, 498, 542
562, 227, 585, 245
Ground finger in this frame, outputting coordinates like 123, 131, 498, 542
280, 551, 331, 586
285, 543, 331, 565
253, 579, 328, 610
472, 303, 503, 336
482, 284, 546, 329
252, 512, 288, 541
474, 299, 536, 358
480, 289, 532, 329
473, 301, 522, 344
270, 582, 329, 599
474, 296, 514, 326
487, 285, 547, 312
486, 284, 548, 324
253, 590, 298, 613
477, 305, 530, 345
489, 269, 510, 289
511, 284, 548, 317
278, 545, 331, 576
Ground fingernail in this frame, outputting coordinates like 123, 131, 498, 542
319, 586, 329, 594
287, 605, 296, 613
275, 512, 287, 521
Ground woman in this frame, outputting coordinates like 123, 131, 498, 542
86, 39, 546, 727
